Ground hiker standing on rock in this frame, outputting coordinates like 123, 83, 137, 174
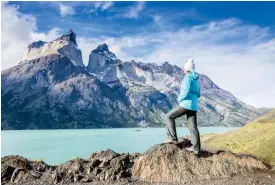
164, 58, 201, 155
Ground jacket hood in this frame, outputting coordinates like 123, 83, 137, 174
188, 69, 199, 80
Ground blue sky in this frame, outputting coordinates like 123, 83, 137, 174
7, 1, 275, 38
2, 1, 275, 108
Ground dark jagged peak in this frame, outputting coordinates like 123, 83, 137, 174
87, 43, 118, 73
94, 43, 109, 52
147, 62, 159, 68
28, 40, 46, 49
92, 43, 116, 59
158, 61, 183, 76
55, 29, 78, 46
161, 61, 174, 75
129, 59, 136, 64
134, 61, 182, 75
128, 60, 152, 72
137, 62, 152, 71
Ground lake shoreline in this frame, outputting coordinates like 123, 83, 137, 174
2, 138, 274, 185
2, 127, 238, 165
1, 125, 241, 131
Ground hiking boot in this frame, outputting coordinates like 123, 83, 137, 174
164, 139, 177, 144
186, 147, 200, 155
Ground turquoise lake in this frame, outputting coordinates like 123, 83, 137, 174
1, 127, 238, 165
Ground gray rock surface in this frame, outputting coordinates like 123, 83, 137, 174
2, 140, 273, 185
132, 141, 268, 183
22, 30, 84, 67
1, 54, 144, 129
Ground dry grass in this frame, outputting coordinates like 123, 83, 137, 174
202, 110, 275, 166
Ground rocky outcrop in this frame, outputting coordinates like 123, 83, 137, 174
2, 140, 273, 185
132, 140, 268, 183
1, 150, 139, 184
22, 30, 84, 67
118, 61, 155, 86
87, 43, 122, 88
1, 155, 52, 184
50, 149, 139, 183
87, 43, 118, 72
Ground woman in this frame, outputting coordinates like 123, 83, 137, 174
164, 58, 201, 155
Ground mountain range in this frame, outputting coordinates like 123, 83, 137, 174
1, 30, 267, 129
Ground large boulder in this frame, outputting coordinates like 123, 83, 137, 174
1, 150, 139, 184
1, 155, 52, 184
132, 140, 268, 183
51, 149, 137, 183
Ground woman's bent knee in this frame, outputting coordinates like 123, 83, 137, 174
165, 114, 173, 121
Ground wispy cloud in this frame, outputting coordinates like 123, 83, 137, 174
95, 1, 114, 11
125, 2, 146, 19
84, 1, 114, 14
153, 15, 162, 26
58, 3, 75, 17
77, 18, 275, 108
149, 8, 207, 31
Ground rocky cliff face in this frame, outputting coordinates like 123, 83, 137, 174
1, 30, 265, 129
22, 30, 84, 67
87, 43, 117, 72
87, 44, 122, 88
1, 54, 146, 129
1, 140, 273, 184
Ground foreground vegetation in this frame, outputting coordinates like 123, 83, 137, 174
202, 110, 275, 165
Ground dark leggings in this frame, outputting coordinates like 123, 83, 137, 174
165, 106, 200, 151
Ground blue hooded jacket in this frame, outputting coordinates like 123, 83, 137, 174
177, 69, 201, 111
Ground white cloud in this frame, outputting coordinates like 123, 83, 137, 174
1, 3, 274, 108
95, 1, 113, 11
30, 28, 60, 42
58, 3, 75, 17
1, 3, 60, 70
153, 15, 162, 26
125, 2, 146, 19
77, 18, 275, 108
86, 1, 114, 13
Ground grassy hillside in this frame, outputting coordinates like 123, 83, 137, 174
202, 110, 275, 166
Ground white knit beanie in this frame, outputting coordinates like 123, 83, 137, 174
184, 58, 195, 71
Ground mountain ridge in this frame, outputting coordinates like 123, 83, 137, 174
1, 30, 267, 129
